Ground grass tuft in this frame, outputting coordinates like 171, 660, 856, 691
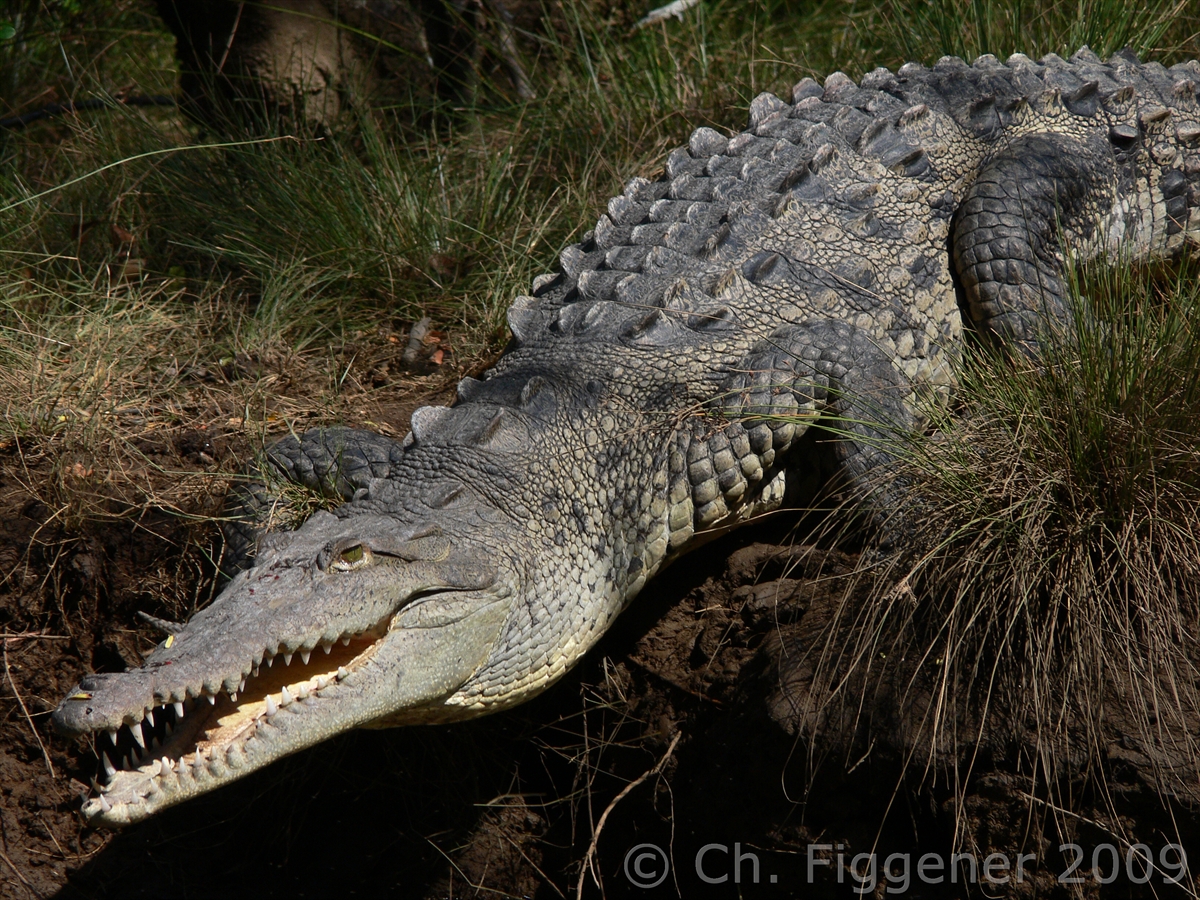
803, 252, 1200, 835
882, 0, 1197, 65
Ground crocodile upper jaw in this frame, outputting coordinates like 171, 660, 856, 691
52, 508, 516, 826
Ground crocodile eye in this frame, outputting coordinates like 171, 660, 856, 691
331, 544, 371, 571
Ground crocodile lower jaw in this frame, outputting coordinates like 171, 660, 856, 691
85, 632, 383, 825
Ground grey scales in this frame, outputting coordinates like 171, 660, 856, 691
53, 48, 1200, 826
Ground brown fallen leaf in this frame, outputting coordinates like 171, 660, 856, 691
114, 257, 145, 280
110, 223, 136, 247
427, 253, 461, 279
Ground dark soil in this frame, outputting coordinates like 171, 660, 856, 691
3, 407, 1199, 899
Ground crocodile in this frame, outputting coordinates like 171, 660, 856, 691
53, 48, 1200, 826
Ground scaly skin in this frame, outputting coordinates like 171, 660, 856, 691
54, 48, 1200, 826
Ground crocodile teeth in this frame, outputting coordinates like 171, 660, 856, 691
105, 727, 119, 744
99, 794, 112, 812
207, 694, 216, 705
264, 655, 273, 669
321, 642, 332, 654
337, 666, 349, 680
230, 692, 238, 703
283, 653, 293, 666
341, 636, 351, 646
252, 665, 260, 677
315, 675, 331, 689
300, 650, 311, 665
103, 755, 116, 779
145, 708, 155, 728
173, 702, 185, 719
280, 686, 293, 706
131, 725, 147, 749
239, 678, 246, 693
264, 694, 277, 716
296, 684, 309, 700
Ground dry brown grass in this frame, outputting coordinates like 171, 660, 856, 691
786, 255, 1200, 890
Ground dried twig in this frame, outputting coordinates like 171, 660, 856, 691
575, 731, 681, 900
425, 837, 526, 899
1015, 792, 1195, 889
0, 846, 40, 898
504, 833, 566, 899
3, 646, 55, 780
216, 2, 246, 75
483, 0, 536, 100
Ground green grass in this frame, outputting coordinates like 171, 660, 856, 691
884, 0, 1193, 64
4, 0, 1196, 342
5, 0, 1196, 363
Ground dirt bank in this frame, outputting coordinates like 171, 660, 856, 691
2, 427, 1197, 898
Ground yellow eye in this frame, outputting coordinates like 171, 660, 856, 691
331, 544, 371, 571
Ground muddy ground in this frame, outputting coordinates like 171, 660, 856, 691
0, 339, 1196, 900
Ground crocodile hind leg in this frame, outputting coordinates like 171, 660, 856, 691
222, 427, 407, 575
953, 131, 1124, 348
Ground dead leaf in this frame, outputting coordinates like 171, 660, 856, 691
115, 258, 145, 280
428, 253, 462, 279
110, 223, 136, 247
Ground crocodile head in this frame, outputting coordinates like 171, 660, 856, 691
51, 474, 528, 827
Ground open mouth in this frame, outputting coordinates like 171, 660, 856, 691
87, 626, 387, 810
